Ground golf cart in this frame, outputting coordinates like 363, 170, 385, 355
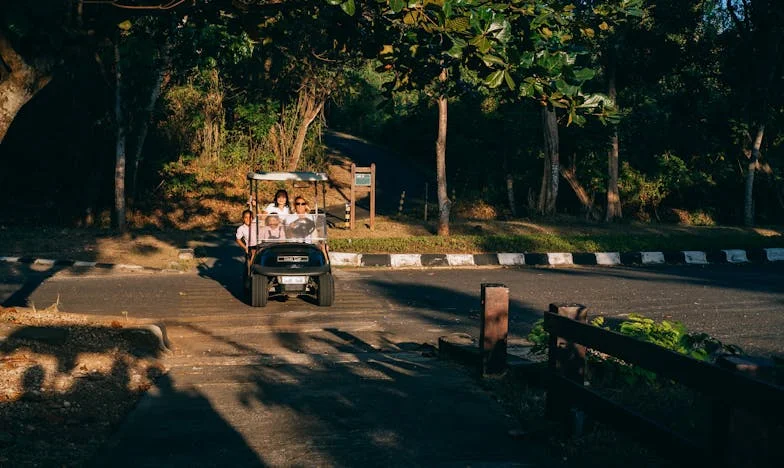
244, 171, 334, 307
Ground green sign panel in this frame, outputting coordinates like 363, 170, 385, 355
354, 173, 372, 186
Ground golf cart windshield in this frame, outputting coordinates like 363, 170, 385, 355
246, 171, 329, 245
246, 213, 327, 245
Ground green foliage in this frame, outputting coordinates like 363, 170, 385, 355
617, 315, 689, 355
527, 319, 549, 355
234, 101, 279, 141
160, 159, 198, 197
596, 314, 742, 386
527, 313, 744, 387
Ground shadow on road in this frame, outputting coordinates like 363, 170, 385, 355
2, 263, 71, 308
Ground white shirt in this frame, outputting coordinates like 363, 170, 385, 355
263, 203, 290, 216
235, 222, 263, 247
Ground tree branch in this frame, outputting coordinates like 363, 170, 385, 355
0, 30, 29, 74
726, 0, 747, 40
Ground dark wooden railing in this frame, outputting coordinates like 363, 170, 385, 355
544, 303, 783, 465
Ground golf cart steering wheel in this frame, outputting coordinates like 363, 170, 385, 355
287, 217, 316, 239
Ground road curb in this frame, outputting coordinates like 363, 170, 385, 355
2, 248, 783, 271
0, 256, 166, 273
332, 247, 784, 268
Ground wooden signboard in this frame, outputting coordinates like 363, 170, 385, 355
350, 163, 375, 230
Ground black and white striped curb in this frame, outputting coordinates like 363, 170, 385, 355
0, 256, 167, 272
328, 248, 784, 267
2, 248, 783, 270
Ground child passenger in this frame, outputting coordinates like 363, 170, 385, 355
261, 213, 286, 241
263, 190, 291, 216
236, 209, 260, 266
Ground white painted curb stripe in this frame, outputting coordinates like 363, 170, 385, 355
115, 264, 144, 270
329, 252, 362, 267
74, 261, 97, 267
390, 254, 421, 267
595, 252, 621, 265
683, 251, 708, 264
446, 254, 475, 266
34, 258, 56, 266
1, 256, 20, 262
547, 253, 573, 265
765, 248, 784, 262
497, 253, 526, 265
722, 249, 748, 263
641, 252, 665, 264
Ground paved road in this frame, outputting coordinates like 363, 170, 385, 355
2, 262, 559, 467
2, 261, 783, 466
2, 262, 783, 355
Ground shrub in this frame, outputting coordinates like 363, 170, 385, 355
527, 314, 743, 386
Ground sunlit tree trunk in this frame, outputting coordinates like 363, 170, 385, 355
743, 125, 764, 226
0, 32, 51, 144
538, 106, 559, 215
436, 68, 451, 236
286, 78, 329, 172
114, 40, 127, 232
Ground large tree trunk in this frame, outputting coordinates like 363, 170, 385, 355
114, 41, 127, 232
436, 68, 451, 236
743, 125, 765, 226
0, 32, 52, 144
605, 49, 622, 221
538, 106, 559, 215
285, 83, 327, 172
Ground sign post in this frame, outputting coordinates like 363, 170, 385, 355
350, 163, 375, 230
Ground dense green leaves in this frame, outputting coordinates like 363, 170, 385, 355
1, 0, 783, 226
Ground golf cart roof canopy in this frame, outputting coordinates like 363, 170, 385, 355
247, 171, 328, 182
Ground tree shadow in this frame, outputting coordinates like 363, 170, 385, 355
2, 263, 90, 308
154, 320, 550, 466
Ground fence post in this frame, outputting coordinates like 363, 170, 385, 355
545, 303, 588, 435
479, 283, 509, 376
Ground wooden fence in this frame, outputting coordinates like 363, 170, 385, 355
544, 303, 783, 465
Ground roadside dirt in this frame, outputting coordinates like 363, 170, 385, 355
0, 305, 166, 466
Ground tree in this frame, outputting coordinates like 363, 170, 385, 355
717, 0, 783, 225
484, 1, 638, 216
354, 1, 519, 235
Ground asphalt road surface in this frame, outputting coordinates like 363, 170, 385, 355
2, 262, 783, 356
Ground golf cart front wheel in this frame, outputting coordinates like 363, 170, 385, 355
251, 274, 269, 307
317, 273, 334, 307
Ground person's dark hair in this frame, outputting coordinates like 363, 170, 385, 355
273, 190, 289, 208
242, 209, 253, 218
